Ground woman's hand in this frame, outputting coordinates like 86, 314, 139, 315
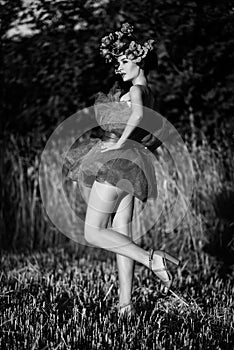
100, 141, 125, 153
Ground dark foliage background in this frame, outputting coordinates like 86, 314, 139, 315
1, 0, 234, 137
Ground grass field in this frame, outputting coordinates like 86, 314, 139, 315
1, 132, 233, 349
0, 247, 233, 349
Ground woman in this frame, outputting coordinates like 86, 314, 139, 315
65, 23, 180, 318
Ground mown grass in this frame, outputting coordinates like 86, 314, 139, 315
0, 248, 233, 349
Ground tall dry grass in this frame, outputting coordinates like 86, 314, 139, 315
1, 132, 233, 266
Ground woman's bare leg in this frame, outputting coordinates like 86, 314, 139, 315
82, 185, 91, 203
111, 194, 135, 311
84, 180, 169, 281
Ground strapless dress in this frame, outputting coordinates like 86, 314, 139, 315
63, 88, 163, 202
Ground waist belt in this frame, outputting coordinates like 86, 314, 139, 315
102, 131, 151, 150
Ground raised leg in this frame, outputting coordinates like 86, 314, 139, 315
84, 180, 170, 291
84, 181, 147, 263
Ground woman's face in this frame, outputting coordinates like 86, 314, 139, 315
115, 55, 140, 82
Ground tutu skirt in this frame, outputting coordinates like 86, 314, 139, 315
63, 132, 158, 202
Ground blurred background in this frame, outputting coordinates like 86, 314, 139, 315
1, 0, 233, 265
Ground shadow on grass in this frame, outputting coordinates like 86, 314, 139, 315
204, 189, 234, 267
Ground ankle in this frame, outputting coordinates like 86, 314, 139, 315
149, 250, 165, 271
119, 290, 132, 305
119, 295, 132, 307
118, 301, 136, 318
119, 301, 132, 309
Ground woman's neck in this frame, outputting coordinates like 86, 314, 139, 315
132, 80, 147, 87
132, 69, 147, 87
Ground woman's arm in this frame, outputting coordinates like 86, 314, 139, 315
116, 85, 144, 146
101, 85, 144, 152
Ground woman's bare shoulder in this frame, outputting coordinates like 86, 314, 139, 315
120, 92, 131, 102
129, 85, 144, 105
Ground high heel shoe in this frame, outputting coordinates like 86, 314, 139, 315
149, 249, 190, 306
118, 301, 136, 319
149, 249, 180, 295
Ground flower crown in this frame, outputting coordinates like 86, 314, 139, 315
100, 23, 155, 65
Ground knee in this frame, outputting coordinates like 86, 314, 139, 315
84, 222, 102, 245
112, 216, 132, 233
84, 223, 95, 244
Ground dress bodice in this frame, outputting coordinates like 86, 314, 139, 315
94, 90, 132, 136
94, 86, 163, 146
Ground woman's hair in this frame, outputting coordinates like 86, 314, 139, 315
137, 49, 158, 75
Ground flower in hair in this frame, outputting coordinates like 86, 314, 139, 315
100, 23, 155, 64
121, 23, 134, 34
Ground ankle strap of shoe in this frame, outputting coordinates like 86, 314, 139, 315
149, 248, 154, 270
